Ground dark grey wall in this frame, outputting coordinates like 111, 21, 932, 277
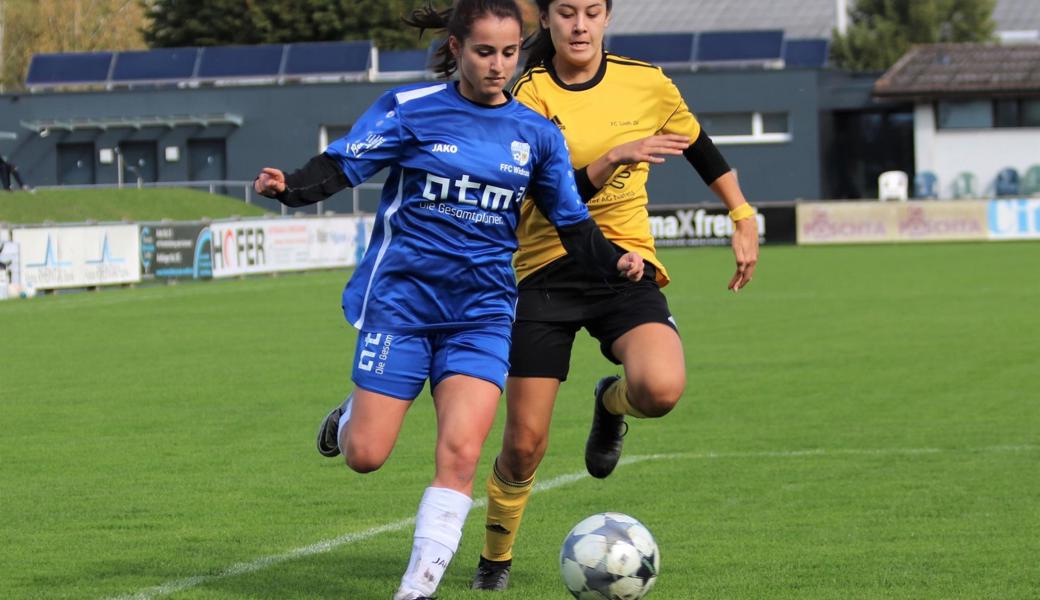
0, 68, 862, 209
658, 69, 822, 204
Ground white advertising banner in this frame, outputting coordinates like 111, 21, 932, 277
210, 216, 375, 278
13, 225, 141, 289
797, 201, 989, 245
988, 199, 1040, 240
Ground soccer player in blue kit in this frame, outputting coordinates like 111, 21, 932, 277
253, 1, 643, 598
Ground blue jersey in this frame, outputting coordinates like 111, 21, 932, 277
325, 82, 589, 333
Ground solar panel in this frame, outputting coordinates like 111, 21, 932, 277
112, 48, 200, 82
379, 49, 428, 73
608, 33, 696, 66
26, 52, 113, 86
783, 38, 829, 68
284, 41, 372, 76
697, 30, 785, 62
196, 45, 284, 79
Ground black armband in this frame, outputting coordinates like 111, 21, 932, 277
683, 129, 731, 186
555, 217, 624, 280
574, 167, 599, 203
261, 153, 350, 207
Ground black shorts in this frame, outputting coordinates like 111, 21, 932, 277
509, 281, 677, 381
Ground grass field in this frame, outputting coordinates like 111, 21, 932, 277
2, 243, 1038, 600
0, 188, 269, 225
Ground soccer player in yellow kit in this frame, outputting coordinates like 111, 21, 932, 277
471, 0, 760, 591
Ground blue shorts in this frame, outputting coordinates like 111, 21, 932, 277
350, 325, 512, 400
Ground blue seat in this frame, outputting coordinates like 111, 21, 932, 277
914, 171, 939, 199
1022, 165, 1040, 196
995, 167, 1020, 197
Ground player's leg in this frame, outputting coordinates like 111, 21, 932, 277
584, 285, 684, 478
395, 328, 508, 600
473, 319, 577, 591
316, 330, 429, 471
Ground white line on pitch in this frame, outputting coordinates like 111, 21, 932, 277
107, 443, 1035, 600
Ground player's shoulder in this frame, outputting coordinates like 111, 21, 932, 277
509, 97, 561, 135
382, 82, 452, 110
604, 53, 666, 80
511, 63, 552, 97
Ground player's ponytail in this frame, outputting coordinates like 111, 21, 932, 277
524, 0, 612, 72
404, 0, 524, 79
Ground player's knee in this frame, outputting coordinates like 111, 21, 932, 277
342, 440, 388, 474
630, 376, 684, 418
500, 431, 547, 479
440, 439, 484, 479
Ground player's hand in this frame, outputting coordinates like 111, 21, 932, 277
617, 251, 644, 281
254, 167, 286, 196
607, 134, 690, 167
728, 218, 759, 292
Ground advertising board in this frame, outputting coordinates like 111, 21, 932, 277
13, 225, 141, 289
648, 205, 796, 247
140, 224, 213, 280
210, 216, 373, 278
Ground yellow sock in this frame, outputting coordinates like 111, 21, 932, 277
481, 459, 534, 562
601, 377, 647, 418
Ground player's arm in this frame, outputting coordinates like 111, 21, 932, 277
682, 129, 759, 291
554, 219, 642, 281
531, 126, 643, 281
254, 153, 350, 207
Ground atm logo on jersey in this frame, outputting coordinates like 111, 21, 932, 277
511, 141, 530, 166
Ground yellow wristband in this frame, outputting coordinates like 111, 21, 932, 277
728, 203, 756, 222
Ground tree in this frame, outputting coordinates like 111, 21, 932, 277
1, 0, 145, 90
141, 0, 450, 49
831, 0, 996, 72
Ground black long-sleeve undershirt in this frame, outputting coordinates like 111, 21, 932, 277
260, 153, 349, 207
260, 153, 625, 280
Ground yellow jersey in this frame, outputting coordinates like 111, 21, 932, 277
511, 53, 701, 287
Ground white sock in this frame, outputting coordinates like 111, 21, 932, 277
394, 487, 474, 600
335, 394, 354, 449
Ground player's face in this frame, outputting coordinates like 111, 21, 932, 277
542, 0, 610, 69
452, 16, 522, 105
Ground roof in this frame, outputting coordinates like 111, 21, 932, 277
609, 0, 838, 38
608, 0, 1040, 38
873, 43, 1040, 98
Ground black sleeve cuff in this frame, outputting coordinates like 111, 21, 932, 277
555, 217, 624, 280
574, 167, 599, 203
683, 129, 731, 186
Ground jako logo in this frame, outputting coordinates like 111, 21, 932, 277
432, 143, 458, 154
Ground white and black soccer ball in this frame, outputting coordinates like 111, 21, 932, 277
559, 512, 660, 600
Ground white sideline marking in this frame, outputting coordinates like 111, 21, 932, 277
107, 444, 1036, 600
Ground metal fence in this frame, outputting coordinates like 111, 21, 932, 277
29, 180, 387, 216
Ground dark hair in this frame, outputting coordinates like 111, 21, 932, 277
523, 0, 612, 72
404, 0, 525, 78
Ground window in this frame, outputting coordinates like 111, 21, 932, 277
699, 111, 792, 144
936, 100, 992, 129
994, 99, 1020, 127
319, 124, 353, 152
1021, 99, 1040, 127
700, 113, 752, 136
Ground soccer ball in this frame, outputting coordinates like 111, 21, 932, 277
559, 512, 659, 600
